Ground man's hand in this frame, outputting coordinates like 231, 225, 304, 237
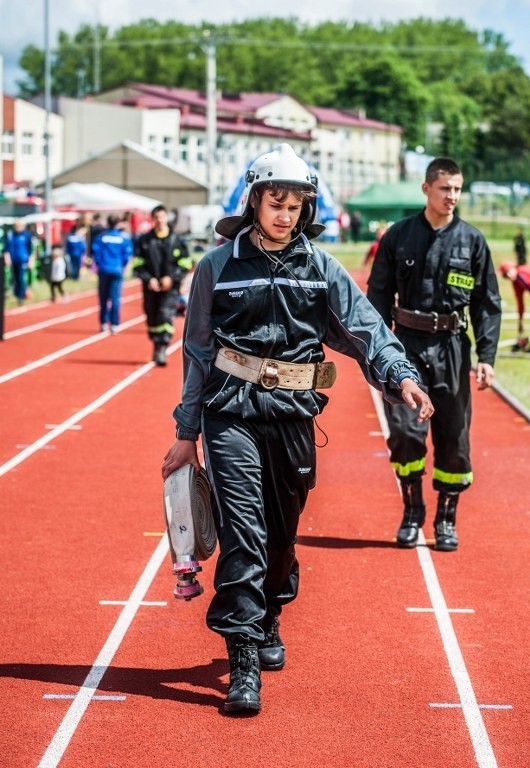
476, 362, 495, 390
159, 275, 173, 291
400, 378, 435, 422
162, 439, 200, 480
148, 277, 160, 292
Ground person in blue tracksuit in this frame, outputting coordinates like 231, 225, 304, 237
4, 219, 34, 305
161, 144, 434, 715
65, 223, 87, 280
91, 214, 133, 332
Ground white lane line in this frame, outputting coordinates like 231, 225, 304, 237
3, 292, 142, 339
37, 534, 169, 768
430, 703, 513, 710
369, 386, 500, 768
5, 288, 99, 315
0, 339, 182, 478
99, 600, 167, 606
43, 695, 126, 701
0, 314, 145, 384
407, 608, 475, 614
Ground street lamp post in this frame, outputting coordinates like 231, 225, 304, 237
203, 31, 217, 205
43, 0, 52, 255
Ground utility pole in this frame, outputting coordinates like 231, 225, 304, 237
43, 0, 52, 255
94, 22, 101, 93
203, 31, 217, 205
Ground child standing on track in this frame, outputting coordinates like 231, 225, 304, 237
161, 143, 434, 715
49, 245, 67, 302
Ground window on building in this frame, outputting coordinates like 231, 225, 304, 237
21, 131, 34, 156
162, 136, 173, 159
180, 137, 188, 162
1, 131, 14, 158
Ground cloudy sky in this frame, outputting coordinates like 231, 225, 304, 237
2, 0, 530, 92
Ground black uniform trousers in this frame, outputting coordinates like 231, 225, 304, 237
384, 329, 473, 494
201, 409, 316, 641
142, 285, 179, 345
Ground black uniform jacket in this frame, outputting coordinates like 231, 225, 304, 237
133, 229, 191, 283
174, 227, 421, 440
367, 212, 501, 365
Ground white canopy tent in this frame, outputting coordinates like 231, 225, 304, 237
51, 182, 162, 212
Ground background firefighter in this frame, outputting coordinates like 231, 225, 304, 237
367, 157, 502, 552
161, 143, 434, 715
133, 205, 193, 366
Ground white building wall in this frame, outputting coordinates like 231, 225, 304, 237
256, 96, 316, 133
14, 99, 63, 186
59, 98, 181, 171
140, 109, 180, 164
59, 97, 143, 167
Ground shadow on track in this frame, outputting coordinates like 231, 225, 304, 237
0, 661, 227, 709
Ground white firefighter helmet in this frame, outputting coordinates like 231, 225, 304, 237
240, 143, 318, 218
216, 143, 324, 240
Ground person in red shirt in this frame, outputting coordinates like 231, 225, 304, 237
499, 261, 530, 350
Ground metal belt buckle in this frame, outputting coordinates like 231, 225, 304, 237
450, 310, 461, 333
431, 312, 439, 332
259, 360, 280, 390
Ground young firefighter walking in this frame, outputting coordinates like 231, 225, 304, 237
162, 144, 434, 715
367, 157, 502, 553
133, 205, 193, 365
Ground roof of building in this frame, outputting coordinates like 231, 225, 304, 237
100, 83, 399, 134
308, 105, 402, 133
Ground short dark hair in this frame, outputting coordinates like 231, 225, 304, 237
252, 182, 315, 206
107, 214, 120, 228
425, 157, 462, 184
151, 204, 167, 218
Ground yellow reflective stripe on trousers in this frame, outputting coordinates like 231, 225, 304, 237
176, 256, 193, 270
390, 458, 426, 477
433, 468, 474, 486
148, 322, 174, 334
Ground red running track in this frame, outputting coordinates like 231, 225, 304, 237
0, 279, 528, 767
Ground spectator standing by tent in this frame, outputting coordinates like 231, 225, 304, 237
513, 227, 527, 266
363, 224, 388, 268
367, 157, 501, 553
3, 219, 34, 305
91, 214, 133, 333
65, 222, 87, 280
133, 205, 193, 365
87, 213, 104, 268
350, 210, 362, 243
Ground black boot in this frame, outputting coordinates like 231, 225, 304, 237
153, 342, 167, 366
225, 635, 262, 714
258, 613, 285, 671
396, 479, 426, 548
434, 492, 459, 551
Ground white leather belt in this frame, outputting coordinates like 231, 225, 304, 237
214, 347, 337, 391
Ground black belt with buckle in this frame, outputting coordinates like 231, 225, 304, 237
392, 306, 466, 334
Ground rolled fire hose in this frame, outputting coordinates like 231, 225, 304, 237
163, 464, 217, 600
